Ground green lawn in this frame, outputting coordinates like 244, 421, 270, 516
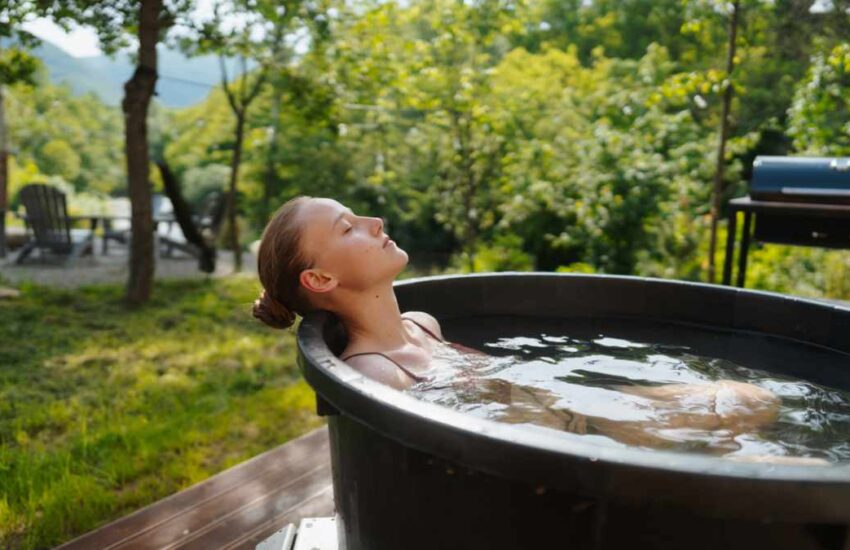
0, 276, 325, 549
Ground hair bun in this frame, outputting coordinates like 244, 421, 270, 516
253, 290, 296, 329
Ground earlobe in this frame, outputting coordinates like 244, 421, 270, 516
300, 269, 338, 293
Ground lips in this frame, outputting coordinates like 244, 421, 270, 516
383, 236, 390, 248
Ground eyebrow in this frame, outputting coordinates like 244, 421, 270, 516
332, 208, 354, 229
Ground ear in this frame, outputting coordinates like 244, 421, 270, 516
300, 268, 338, 294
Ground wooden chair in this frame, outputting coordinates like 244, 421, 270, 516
15, 184, 94, 265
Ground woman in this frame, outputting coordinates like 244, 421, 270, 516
252, 196, 825, 464
253, 195, 466, 390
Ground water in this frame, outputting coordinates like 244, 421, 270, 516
405, 316, 850, 464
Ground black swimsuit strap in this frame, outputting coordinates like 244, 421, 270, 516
337, 351, 429, 382
400, 315, 445, 343
338, 316, 442, 382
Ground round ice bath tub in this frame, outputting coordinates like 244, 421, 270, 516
296, 273, 850, 550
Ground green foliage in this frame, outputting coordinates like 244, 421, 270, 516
449, 233, 534, 273
6, 81, 124, 195
493, 43, 725, 274
0, 48, 39, 87
38, 138, 81, 181
0, 2, 45, 88
788, 42, 850, 155
0, 277, 323, 549
6, 0, 850, 284
147, 0, 850, 299
747, 243, 850, 299
556, 262, 597, 274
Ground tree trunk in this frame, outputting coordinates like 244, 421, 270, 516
123, 0, 161, 305
707, 0, 740, 284
156, 159, 217, 273
227, 111, 246, 272
459, 114, 478, 273
0, 84, 8, 259
261, 84, 284, 225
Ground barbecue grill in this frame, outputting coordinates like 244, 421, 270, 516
722, 155, 850, 287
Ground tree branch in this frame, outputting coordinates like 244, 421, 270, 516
218, 54, 238, 112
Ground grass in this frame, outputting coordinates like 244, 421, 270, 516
0, 276, 325, 549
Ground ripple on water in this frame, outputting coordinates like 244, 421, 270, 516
407, 329, 850, 464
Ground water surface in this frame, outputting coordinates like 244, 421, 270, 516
406, 316, 850, 463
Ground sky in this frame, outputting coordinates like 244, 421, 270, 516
21, 18, 102, 57
20, 0, 222, 58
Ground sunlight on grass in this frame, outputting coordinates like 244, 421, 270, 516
0, 276, 324, 549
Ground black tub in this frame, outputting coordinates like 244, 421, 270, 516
296, 273, 850, 550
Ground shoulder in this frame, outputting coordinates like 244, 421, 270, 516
341, 353, 412, 390
401, 310, 443, 340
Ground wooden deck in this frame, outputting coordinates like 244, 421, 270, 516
57, 426, 334, 550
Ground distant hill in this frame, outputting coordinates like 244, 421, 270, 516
10, 35, 249, 109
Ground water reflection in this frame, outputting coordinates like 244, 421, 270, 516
407, 331, 850, 464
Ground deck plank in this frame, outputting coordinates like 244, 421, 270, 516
165, 465, 333, 550
57, 425, 333, 550
227, 489, 335, 550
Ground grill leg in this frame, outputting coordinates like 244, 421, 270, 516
736, 211, 753, 288
14, 241, 35, 264
102, 219, 110, 255
0, 209, 6, 258
722, 209, 737, 286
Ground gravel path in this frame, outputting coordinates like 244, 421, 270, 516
2, 239, 848, 311
0, 237, 257, 288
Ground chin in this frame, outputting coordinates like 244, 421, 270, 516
392, 249, 410, 273
398, 250, 410, 266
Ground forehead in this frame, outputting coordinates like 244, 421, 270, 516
299, 197, 346, 221
298, 198, 348, 247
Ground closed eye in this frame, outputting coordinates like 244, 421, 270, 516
344, 226, 352, 233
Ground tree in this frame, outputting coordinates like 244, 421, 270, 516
39, 138, 81, 181
189, 1, 269, 272
186, 0, 322, 272
706, 0, 740, 284
49, 0, 193, 304
0, 2, 41, 257
329, 0, 521, 271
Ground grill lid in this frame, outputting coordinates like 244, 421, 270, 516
751, 155, 850, 204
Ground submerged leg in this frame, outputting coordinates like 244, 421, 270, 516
618, 379, 780, 429
724, 454, 830, 466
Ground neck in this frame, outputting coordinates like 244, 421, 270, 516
333, 281, 411, 350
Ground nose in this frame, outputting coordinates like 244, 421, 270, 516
371, 216, 385, 236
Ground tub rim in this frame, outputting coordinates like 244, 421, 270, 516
296, 272, 850, 520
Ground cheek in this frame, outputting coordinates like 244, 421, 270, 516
354, 236, 383, 254
334, 238, 381, 266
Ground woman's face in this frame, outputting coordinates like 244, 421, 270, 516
297, 198, 408, 294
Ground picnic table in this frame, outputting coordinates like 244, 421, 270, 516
96, 214, 178, 255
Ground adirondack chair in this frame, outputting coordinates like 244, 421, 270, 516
15, 184, 94, 265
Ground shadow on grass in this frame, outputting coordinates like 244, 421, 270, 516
0, 277, 325, 549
